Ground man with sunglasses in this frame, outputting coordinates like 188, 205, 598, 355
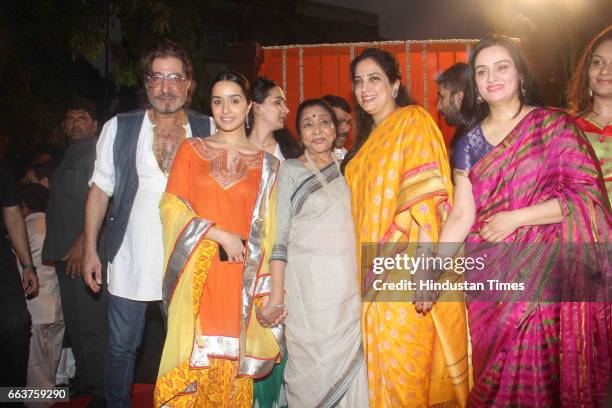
83, 40, 214, 407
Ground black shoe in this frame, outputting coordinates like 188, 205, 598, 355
68, 377, 93, 400
68, 384, 92, 400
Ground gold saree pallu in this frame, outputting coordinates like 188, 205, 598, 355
346, 106, 470, 407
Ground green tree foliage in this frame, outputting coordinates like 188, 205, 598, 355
0, 0, 214, 155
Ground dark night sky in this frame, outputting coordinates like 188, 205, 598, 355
319, 0, 489, 40
318, 0, 611, 41
318, 0, 612, 105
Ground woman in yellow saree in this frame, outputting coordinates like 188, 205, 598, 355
154, 71, 283, 407
343, 48, 470, 407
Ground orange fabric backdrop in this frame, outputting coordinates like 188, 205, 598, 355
259, 40, 476, 148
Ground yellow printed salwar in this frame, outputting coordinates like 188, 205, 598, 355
156, 358, 253, 408
345, 106, 470, 407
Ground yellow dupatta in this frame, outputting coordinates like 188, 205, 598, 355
156, 192, 215, 384
346, 106, 470, 407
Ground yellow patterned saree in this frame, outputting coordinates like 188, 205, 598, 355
345, 106, 470, 407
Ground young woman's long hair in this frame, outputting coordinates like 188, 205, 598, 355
341, 48, 414, 172
460, 36, 542, 132
248, 76, 303, 159
566, 25, 612, 117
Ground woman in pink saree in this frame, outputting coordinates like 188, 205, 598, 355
437, 36, 611, 407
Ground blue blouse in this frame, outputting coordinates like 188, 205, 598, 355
451, 125, 494, 176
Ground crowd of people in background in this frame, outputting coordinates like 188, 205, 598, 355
0, 24, 610, 408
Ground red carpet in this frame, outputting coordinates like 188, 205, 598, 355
52, 384, 154, 407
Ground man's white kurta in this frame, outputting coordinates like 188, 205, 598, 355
90, 113, 214, 301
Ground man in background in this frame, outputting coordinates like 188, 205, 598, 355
22, 164, 54, 188
42, 97, 106, 407
435, 62, 469, 145
18, 183, 64, 391
322, 94, 352, 160
0, 159, 39, 389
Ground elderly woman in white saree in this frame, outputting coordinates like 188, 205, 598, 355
261, 99, 368, 407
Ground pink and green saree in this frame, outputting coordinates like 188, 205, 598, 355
453, 108, 611, 407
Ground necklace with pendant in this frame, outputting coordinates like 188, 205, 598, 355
149, 109, 187, 177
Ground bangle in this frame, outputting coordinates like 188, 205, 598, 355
268, 302, 285, 309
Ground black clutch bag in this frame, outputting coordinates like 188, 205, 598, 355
218, 240, 247, 261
